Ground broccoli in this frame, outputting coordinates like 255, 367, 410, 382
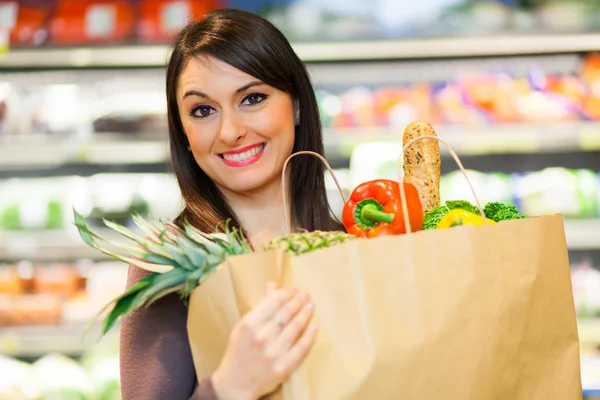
423, 205, 449, 230
483, 202, 504, 220
445, 200, 481, 215
491, 206, 527, 222
483, 202, 527, 222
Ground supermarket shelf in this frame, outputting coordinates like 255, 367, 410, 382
0, 228, 125, 262
0, 133, 168, 168
1, 219, 600, 261
566, 220, 600, 251
2, 122, 600, 172
324, 122, 600, 159
2, 34, 600, 69
0, 321, 118, 358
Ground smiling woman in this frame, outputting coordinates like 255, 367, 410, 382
178, 57, 296, 199
119, 8, 344, 400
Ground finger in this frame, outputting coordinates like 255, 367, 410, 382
245, 287, 296, 327
265, 281, 276, 295
278, 323, 319, 376
271, 301, 315, 353
258, 291, 309, 340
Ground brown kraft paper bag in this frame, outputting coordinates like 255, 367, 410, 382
186, 136, 582, 400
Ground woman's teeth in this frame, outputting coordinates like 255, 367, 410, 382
222, 144, 265, 162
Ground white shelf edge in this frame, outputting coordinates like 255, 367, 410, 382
0, 321, 118, 357
1, 122, 599, 169
2, 34, 600, 68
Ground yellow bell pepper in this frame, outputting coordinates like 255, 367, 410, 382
437, 209, 496, 229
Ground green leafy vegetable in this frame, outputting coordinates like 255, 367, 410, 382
423, 205, 450, 230
483, 202, 527, 222
445, 200, 481, 215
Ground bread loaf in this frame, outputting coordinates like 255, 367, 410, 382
402, 121, 441, 214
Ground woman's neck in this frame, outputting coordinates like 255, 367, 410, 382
219, 176, 291, 248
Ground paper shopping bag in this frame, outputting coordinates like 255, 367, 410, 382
187, 213, 582, 400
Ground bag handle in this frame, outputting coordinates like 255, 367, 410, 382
281, 151, 347, 233
397, 135, 487, 234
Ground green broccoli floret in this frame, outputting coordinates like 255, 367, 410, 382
492, 205, 527, 222
445, 200, 480, 215
423, 205, 449, 230
483, 202, 505, 220
482, 201, 527, 222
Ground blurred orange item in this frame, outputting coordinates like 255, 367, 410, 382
32, 264, 80, 300
0, 265, 23, 296
411, 83, 438, 124
138, 0, 223, 43
49, 0, 135, 45
8, 294, 62, 326
7, 1, 50, 47
373, 88, 405, 126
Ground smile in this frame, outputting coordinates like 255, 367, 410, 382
219, 143, 266, 167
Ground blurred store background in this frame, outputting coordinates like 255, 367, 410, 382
2, 0, 600, 398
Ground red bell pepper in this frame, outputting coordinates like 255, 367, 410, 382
342, 179, 424, 238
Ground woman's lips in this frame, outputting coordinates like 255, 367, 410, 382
219, 143, 266, 167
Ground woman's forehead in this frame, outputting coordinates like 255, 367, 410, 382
178, 56, 260, 93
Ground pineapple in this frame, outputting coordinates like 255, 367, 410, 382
264, 230, 355, 256
72, 210, 354, 335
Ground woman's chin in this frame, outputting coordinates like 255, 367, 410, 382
219, 177, 273, 195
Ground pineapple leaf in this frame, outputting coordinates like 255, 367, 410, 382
162, 241, 196, 271
134, 268, 188, 308
85, 274, 159, 336
102, 218, 146, 244
184, 225, 227, 256
177, 236, 208, 269
182, 266, 210, 297
142, 253, 179, 267
131, 213, 161, 240
145, 283, 186, 308
72, 209, 109, 247
94, 244, 172, 273
102, 290, 145, 335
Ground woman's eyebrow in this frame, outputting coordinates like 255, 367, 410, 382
182, 81, 264, 100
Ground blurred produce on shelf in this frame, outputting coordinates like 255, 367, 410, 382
0, 260, 128, 327
0, 173, 181, 231
0, 349, 121, 400
316, 53, 600, 129
4, 53, 600, 142
349, 141, 600, 219
5, 0, 600, 47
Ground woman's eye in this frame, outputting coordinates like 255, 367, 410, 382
242, 93, 268, 106
190, 105, 215, 119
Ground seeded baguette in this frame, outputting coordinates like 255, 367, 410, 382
402, 121, 441, 214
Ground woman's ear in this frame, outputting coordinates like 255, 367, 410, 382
294, 99, 300, 126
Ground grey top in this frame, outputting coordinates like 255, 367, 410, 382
119, 265, 218, 400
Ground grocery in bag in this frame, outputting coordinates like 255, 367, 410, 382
74, 121, 582, 399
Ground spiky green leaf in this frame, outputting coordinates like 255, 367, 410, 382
131, 213, 161, 240
134, 268, 188, 308
177, 236, 208, 269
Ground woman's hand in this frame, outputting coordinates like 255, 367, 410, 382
211, 282, 318, 400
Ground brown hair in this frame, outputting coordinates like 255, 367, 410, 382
166, 8, 343, 235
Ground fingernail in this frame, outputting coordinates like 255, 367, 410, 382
306, 302, 314, 310
310, 324, 318, 331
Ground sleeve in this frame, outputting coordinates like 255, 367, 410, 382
119, 265, 219, 400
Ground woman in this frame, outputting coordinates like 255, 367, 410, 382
120, 8, 344, 400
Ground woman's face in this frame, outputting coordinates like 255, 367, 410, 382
177, 56, 296, 195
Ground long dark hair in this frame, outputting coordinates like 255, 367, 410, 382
166, 8, 343, 235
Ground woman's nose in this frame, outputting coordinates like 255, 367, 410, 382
219, 111, 246, 145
